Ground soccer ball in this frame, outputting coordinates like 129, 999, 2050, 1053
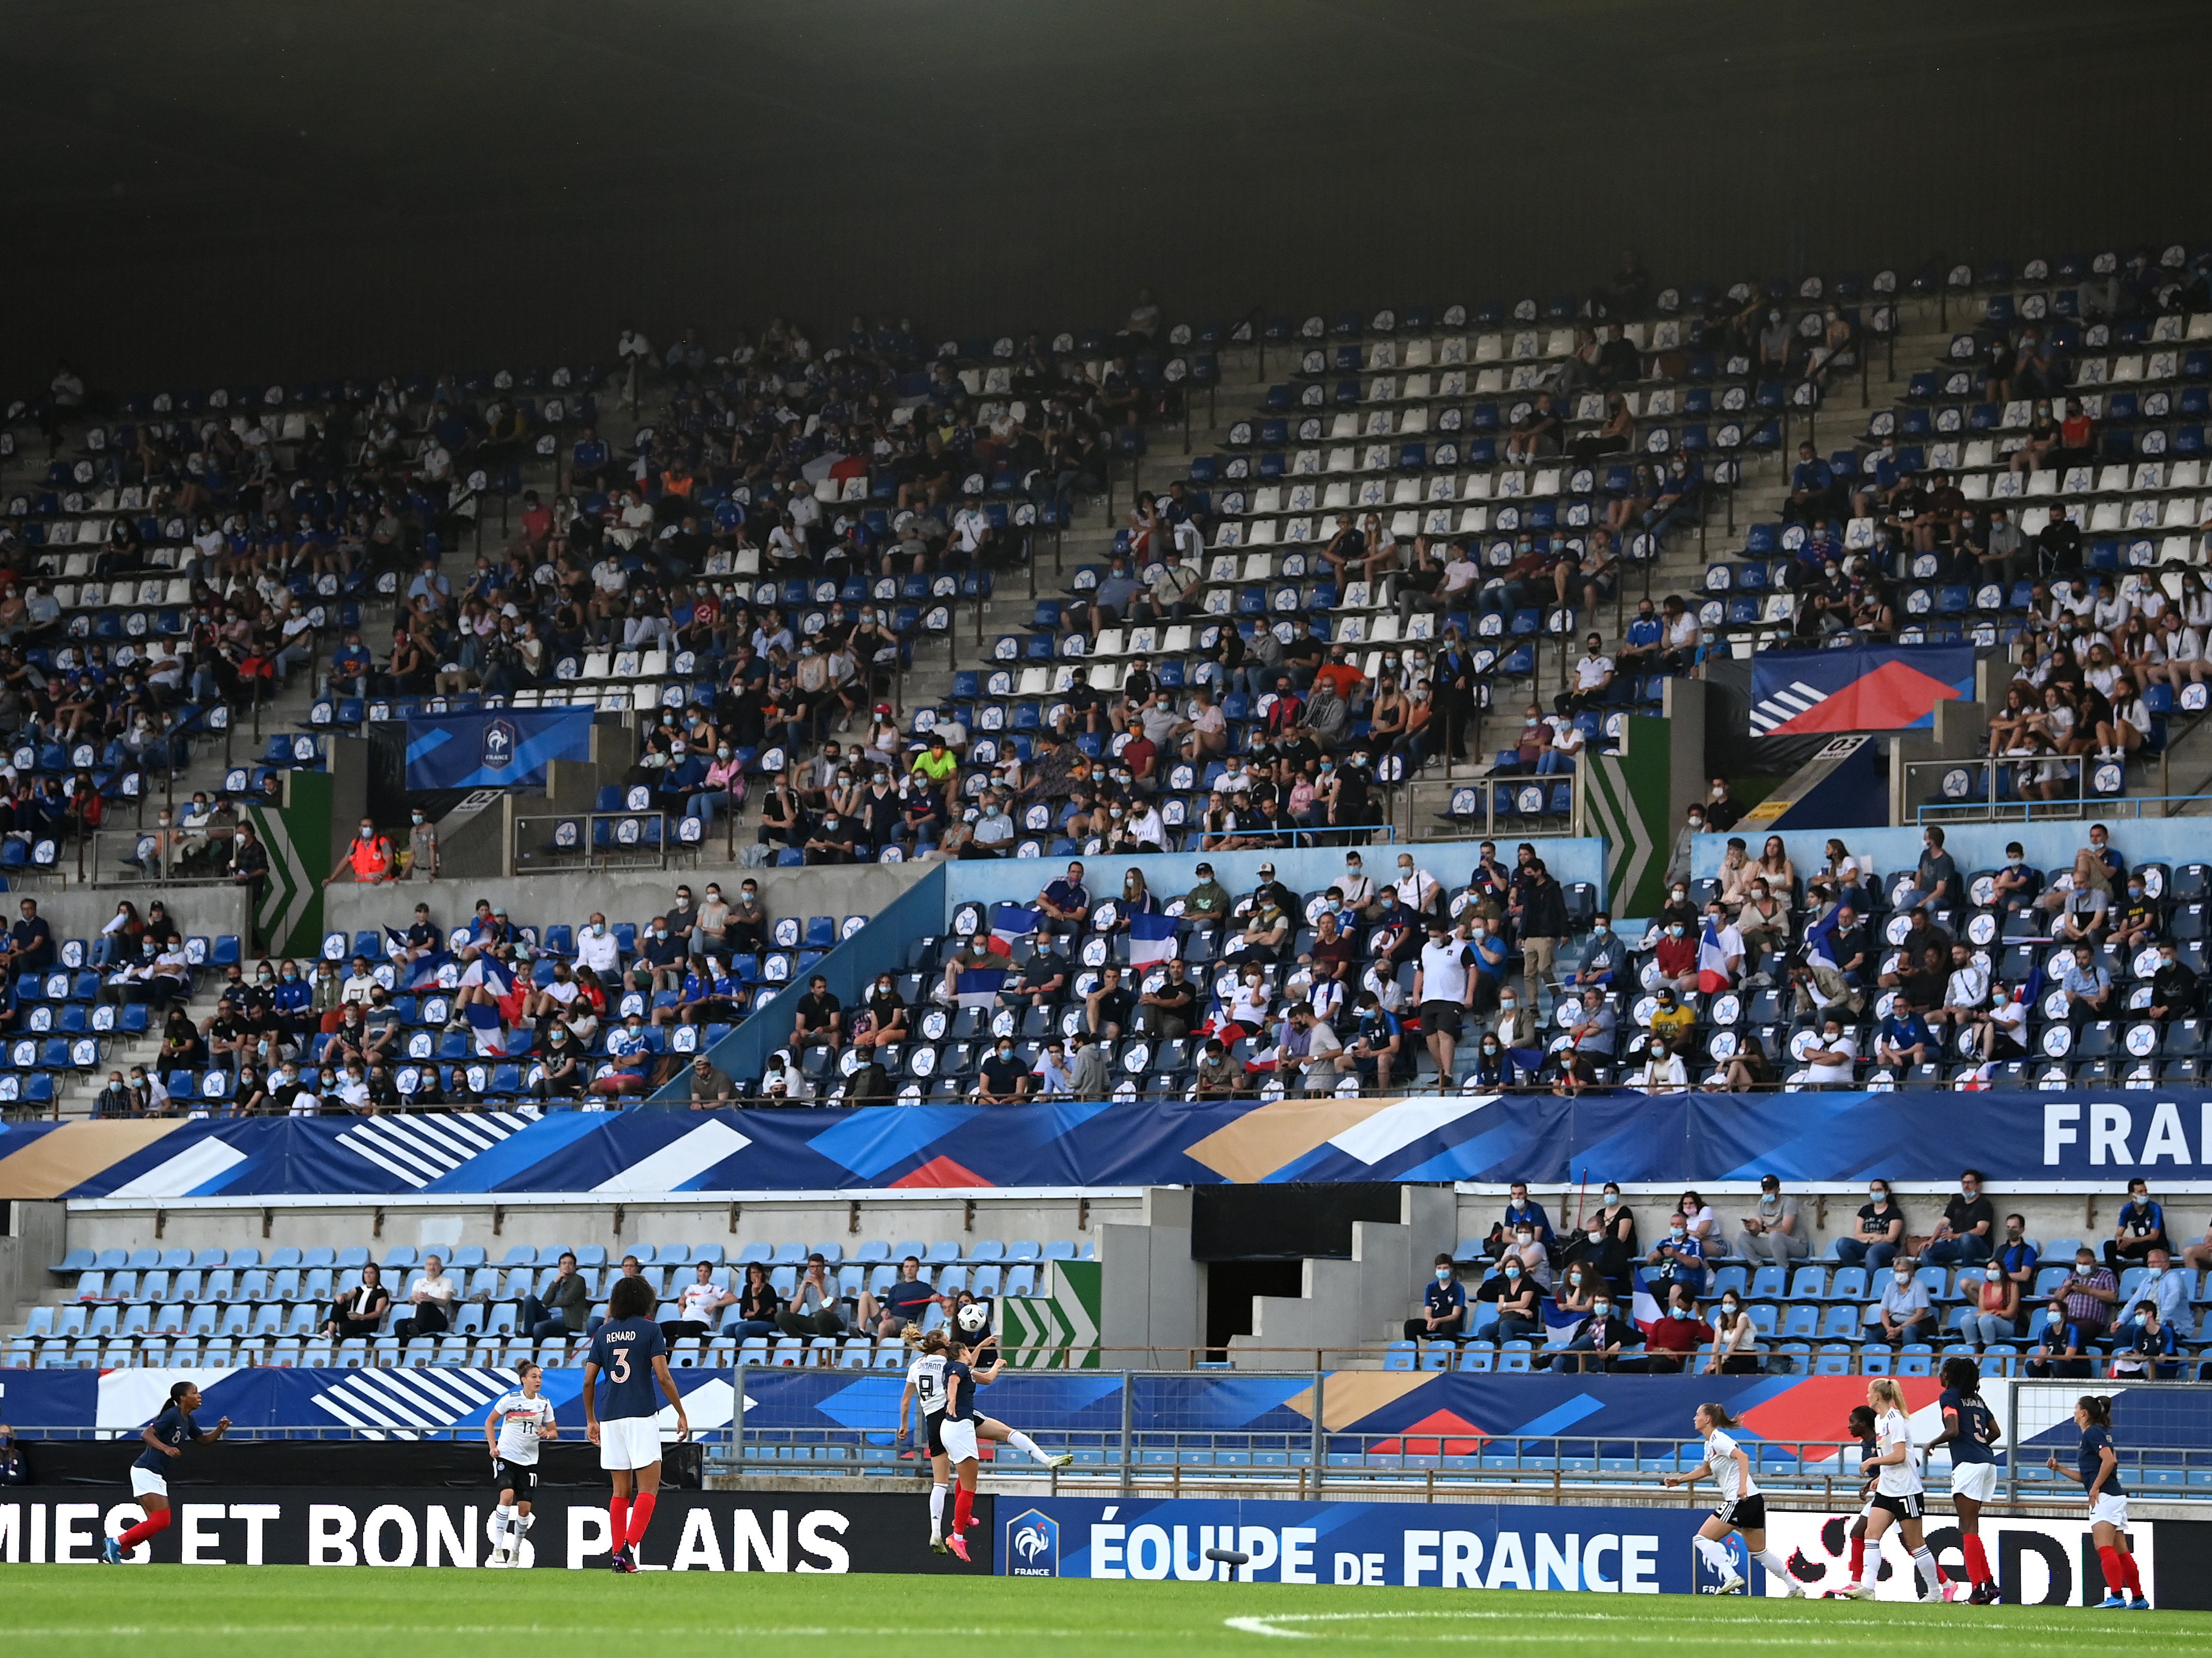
956, 1300, 991, 1335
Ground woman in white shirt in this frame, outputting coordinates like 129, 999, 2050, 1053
1845, 1378, 1942, 1599
1636, 1037, 1689, 1093
1224, 969, 1273, 1038
2097, 679, 2150, 757
1662, 1403, 1804, 1595
1677, 1190, 1719, 1252
1704, 1293, 1762, 1375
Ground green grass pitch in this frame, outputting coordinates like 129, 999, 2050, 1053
1, 1569, 2207, 1657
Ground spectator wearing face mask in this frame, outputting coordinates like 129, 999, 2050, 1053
1651, 917, 1698, 996
575, 912, 621, 978
1801, 1014, 1858, 1089
2111, 1246, 2193, 1350
1406, 1254, 1467, 1343
1476, 1252, 1542, 1344
1563, 1210, 1632, 1298
1490, 987, 1543, 1078
1548, 1288, 1639, 1374
1644, 1209, 1707, 1296
1960, 1262, 2021, 1351
1573, 913, 1625, 992
1496, 1216, 1553, 1292
1923, 1168, 1996, 1267
1837, 1181, 1907, 1270
1635, 1284, 1706, 1374
1703, 1291, 1762, 1374
976, 1035, 1030, 1104
1485, 1182, 1554, 1256
1647, 985, 1696, 1049
1872, 1262, 1937, 1347
1736, 1174, 1810, 1269
1634, 1036, 1688, 1093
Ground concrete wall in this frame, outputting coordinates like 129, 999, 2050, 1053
1228, 1186, 1457, 1370
1, 1199, 66, 1328
15, 886, 255, 954
1096, 1187, 1203, 1368
321, 859, 930, 941
946, 838, 1608, 912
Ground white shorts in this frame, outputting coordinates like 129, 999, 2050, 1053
2091, 1491, 2129, 1530
1950, 1462, 1998, 1504
939, 1417, 980, 1464
597, 1415, 664, 1472
129, 1466, 168, 1499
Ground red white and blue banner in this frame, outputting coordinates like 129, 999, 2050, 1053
1748, 644, 1974, 737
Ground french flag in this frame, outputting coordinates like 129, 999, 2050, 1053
1804, 906, 1840, 972
464, 1000, 513, 1056
1539, 1297, 1587, 1350
405, 951, 454, 992
1630, 1267, 1666, 1339
463, 952, 529, 1023
954, 966, 1008, 1009
383, 926, 411, 963
989, 905, 1035, 954
1128, 912, 1179, 971
1696, 917, 1734, 994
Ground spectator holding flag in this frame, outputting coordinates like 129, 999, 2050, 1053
1696, 900, 1743, 994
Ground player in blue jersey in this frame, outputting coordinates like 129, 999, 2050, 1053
1929, 1356, 2002, 1603
583, 1273, 690, 1573
103, 1380, 231, 1563
938, 1336, 990, 1564
2046, 1394, 2147, 1609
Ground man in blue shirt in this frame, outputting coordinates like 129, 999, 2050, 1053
2112, 1246, 2193, 1346
2061, 942, 2114, 1027
1404, 1254, 1468, 1342
1345, 991, 1405, 1092
2105, 1178, 2170, 1271
1874, 993, 1934, 1069
572, 425, 614, 489
1037, 862, 1091, 936
583, 1274, 690, 1574
1487, 1181, 1554, 1253
1785, 442, 1836, 522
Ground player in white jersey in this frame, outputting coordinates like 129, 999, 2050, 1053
483, 1361, 558, 1566
898, 1327, 958, 1550
1843, 1378, 1941, 1600
1663, 1403, 1805, 1595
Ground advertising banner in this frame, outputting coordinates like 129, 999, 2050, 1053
995, 1495, 1700, 1591
1749, 643, 1974, 737
13, 1091, 2212, 1199
0, 1487, 981, 1573
403, 708, 593, 792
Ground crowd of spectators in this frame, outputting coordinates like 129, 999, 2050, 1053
1403, 1174, 2212, 1375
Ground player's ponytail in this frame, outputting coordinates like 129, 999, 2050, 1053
1940, 1356, 1982, 1396
1867, 1378, 1905, 1412
1701, 1404, 1738, 1430
2079, 1394, 2113, 1428
168, 1380, 193, 1405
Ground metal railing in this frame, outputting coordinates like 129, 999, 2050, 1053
512, 810, 700, 873
1905, 757, 2207, 826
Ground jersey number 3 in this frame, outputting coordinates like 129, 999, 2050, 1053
608, 1350, 632, 1384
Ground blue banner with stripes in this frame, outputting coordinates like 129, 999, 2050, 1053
403, 708, 594, 791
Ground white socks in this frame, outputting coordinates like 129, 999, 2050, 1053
494, 1504, 515, 1542
1005, 1430, 1046, 1461
1754, 1548, 1793, 1585
1695, 1535, 1736, 1575
1914, 1548, 1939, 1597
929, 1482, 947, 1538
